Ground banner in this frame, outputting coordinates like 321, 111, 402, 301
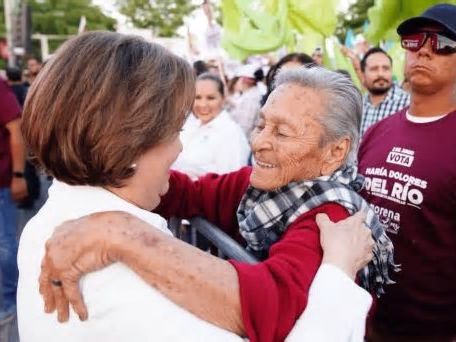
366, 0, 456, 43
222, 0, 337, 60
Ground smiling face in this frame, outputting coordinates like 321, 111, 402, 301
249, 83, 331, 190
193, 79, 224, 124
404, 25, 456, 94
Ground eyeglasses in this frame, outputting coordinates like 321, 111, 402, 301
400, 32, 456, 54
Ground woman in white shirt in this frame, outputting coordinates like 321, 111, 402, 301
17, 31, 242, 342
172, 73, 250, 179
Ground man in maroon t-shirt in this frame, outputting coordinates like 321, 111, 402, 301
0, 40, 27, 318
358, 4, 456, 341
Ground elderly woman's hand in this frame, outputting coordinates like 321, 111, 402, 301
39, 211, 143, 322
316, 211, 374, 280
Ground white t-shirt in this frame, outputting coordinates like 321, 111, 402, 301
17, 180, 242, 342
172, 111, 250, 179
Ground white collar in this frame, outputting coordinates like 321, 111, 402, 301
47, 180, 170, 235
406, 110, 446, 123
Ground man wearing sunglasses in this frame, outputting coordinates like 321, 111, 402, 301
358, 4, 456, 342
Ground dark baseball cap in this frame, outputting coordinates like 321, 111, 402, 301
397, 4, 456, 38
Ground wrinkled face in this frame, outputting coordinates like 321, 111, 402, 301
193, 79, 224, 124
404, 26, 456, 94
250, 84, 329, 190
362, 52, 393, 95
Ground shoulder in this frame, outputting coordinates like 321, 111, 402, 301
390, 84, 409, 99
265, 204, 350, 268
212, 115, 249, 147
446, 110, 456, 122
361, 108, 407, 145
218, 111, 244, 129
290, 203, 350, 232
182, 114, 199, 129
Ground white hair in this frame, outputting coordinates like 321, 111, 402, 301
274, 66, 362, 166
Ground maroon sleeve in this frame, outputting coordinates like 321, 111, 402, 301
0, 79, 21, 125
229, 203, 350, 342
155, 167, 252, 240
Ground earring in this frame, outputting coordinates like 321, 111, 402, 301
130, 163, 137, 169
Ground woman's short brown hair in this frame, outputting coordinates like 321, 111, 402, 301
22, 31, 195, 187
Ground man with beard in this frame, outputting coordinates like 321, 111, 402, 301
359, 47, 409, 135
359, 4, 456, 341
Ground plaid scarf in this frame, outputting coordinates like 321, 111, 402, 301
237, 165, 400, 297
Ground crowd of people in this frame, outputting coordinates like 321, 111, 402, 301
0, 3, 455, 342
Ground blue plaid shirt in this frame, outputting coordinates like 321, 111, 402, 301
360, 84, 410, 136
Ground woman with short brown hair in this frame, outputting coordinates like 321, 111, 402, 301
22, 31, 193, 189
17, 31, 247, 341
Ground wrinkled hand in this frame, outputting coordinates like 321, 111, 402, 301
316, 211, 374, 280
39, 212, 129, 322
10, 177, 28, 202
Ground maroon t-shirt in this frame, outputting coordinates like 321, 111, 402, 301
0, 78, 21, 188
359, 108, 456, 337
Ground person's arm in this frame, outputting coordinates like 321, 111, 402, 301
39, 206, 374, 341
39, 204, 347, 342
228, 204, 351, 342
40, 207, 323, 340
340, 45, 364, 89
39, 211, 245, 333
156, 168, 251, 240
6, 118, 27, 201
117, 219, 245, 334
286, 212, 374, 342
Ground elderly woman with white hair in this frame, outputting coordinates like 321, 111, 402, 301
38, 67, 397, 342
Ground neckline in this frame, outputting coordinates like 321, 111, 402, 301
405, 110, 447, 123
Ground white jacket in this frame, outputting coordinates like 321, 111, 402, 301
17, 181, 242, 342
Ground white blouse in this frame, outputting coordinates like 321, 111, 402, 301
17, 180, 242, 342
172, 111, 250, 179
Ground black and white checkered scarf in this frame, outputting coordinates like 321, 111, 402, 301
237, 164, 399, 297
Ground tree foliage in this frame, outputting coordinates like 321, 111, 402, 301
29, 0, 116, 35
335, 0, 374, 42
118, 0, 196, 37
0, 0, 116, 36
